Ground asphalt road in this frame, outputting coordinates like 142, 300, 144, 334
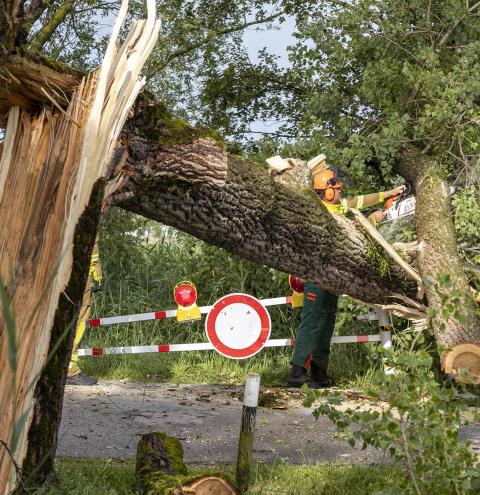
57, 382, 386, 465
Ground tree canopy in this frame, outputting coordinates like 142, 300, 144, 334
200, 0, 480, 190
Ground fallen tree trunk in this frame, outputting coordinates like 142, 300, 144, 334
399, 147, 480, 381
110, 100, 419, 306
136, 432, 238, 495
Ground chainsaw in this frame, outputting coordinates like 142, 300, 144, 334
383, 183, 416, 222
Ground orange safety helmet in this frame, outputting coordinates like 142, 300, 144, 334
313, 166, 351, 201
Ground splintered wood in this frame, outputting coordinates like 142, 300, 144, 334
0, 87, 94, 494
0, 0, 159, 492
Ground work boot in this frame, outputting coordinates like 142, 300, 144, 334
287, 364, 308, 388
66, 372, 97, 386
309, 362, 334, 389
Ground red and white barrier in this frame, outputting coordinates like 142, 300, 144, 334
78, 334, 382, 357
87, 296, 292, 328
79, 293, 391, 363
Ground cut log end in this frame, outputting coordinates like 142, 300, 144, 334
443, 343, 480, 383
173, 476, 238, 494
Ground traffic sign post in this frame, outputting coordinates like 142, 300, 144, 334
205, 293, 271, 359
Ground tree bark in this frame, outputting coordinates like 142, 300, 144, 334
0, 0, 26, 56
28, 0, 76, 52
110, 100, 419, 307
399, 147, 480, 380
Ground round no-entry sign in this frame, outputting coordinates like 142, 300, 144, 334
205, 293, 271, 359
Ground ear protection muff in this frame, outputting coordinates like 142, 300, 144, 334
323, 187, 335, 201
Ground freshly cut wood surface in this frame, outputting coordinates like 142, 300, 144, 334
177, 476, 238, 494
443, 343, 480, 384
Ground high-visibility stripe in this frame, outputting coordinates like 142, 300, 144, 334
77, 335, 381, 357
86, 296, 292, 328
356, 195, 364, 208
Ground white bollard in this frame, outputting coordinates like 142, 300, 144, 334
378, 310, 395, 375
235, 373, 260, 493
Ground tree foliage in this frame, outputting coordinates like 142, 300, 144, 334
305, 342, 480, 494
200, 0, 480, 187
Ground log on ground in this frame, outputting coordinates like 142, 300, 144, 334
136, 432, 238, 495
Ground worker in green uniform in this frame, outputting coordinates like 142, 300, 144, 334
288, 157, 406, 388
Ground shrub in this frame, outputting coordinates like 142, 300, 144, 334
304, 347, 480, 494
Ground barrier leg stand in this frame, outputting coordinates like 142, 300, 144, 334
378, 310, 395, 375
235, 373, 260, 493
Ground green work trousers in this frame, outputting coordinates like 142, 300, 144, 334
291, 282, 338, 371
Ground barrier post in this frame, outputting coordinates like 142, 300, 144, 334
378, 309, 394, 375
235, 373, 260, 493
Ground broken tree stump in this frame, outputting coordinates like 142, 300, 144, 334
136, 432, 239, 495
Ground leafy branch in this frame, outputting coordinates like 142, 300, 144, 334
28, 0, 76, 52
146, 9, 286, 78
437, 0, 480, 47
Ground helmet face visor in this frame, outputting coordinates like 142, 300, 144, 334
329, 166, 352, 187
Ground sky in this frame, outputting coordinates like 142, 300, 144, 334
242, 16, 295, 67
241, 16, 296, 135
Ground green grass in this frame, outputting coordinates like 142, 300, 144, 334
34, 458, 394, 495
80, 339, 382, 388
248, 461, 394, 495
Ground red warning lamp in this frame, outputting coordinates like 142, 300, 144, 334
173, 281, 201, 322
174, 283, 197, 306
289, 275, 304, 308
